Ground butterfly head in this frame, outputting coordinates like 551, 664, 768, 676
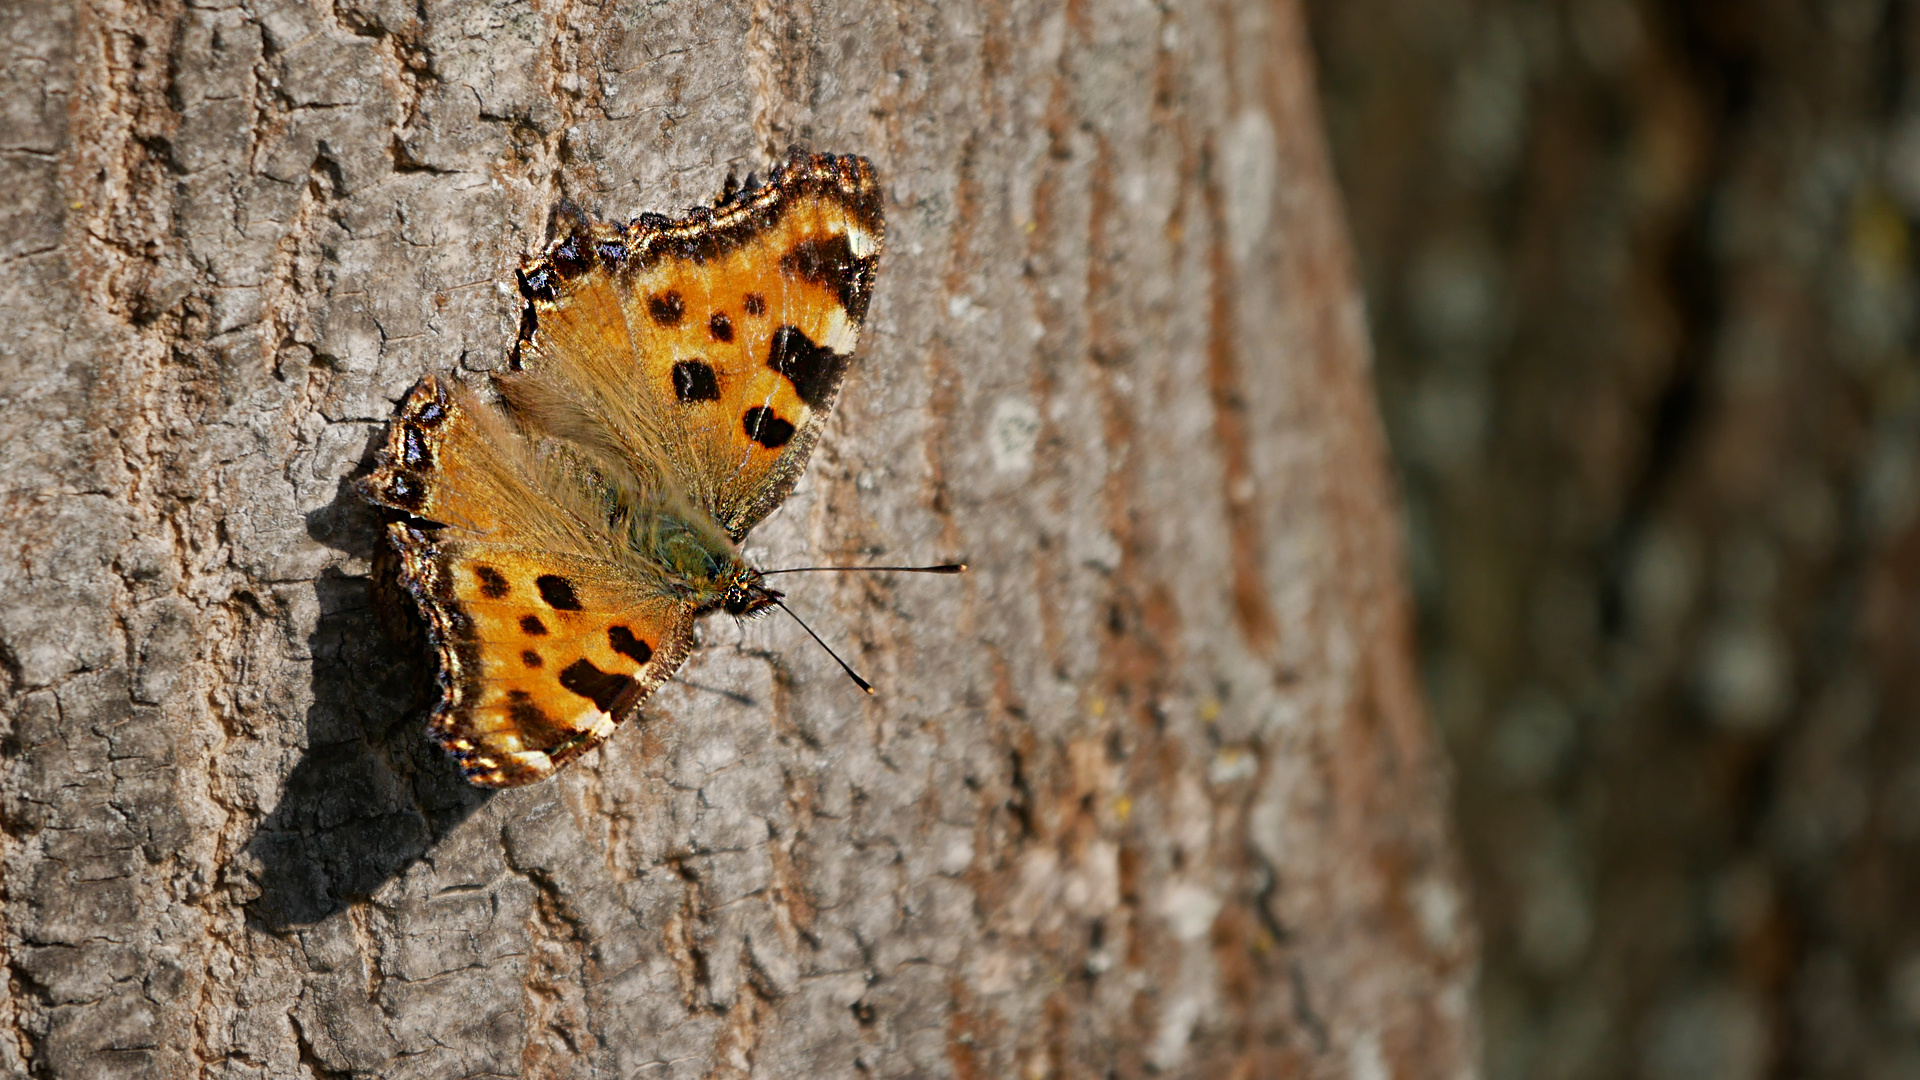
721, 570, 783, 618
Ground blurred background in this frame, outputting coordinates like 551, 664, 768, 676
1305, 2, 1920, 1078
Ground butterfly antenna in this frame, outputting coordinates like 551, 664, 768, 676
761, 563, 968, 576
772, 599, 875, 695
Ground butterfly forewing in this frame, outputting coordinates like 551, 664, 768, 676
507, 152, 884, 539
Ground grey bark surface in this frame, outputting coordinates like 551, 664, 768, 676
0, 1, 1474, 1077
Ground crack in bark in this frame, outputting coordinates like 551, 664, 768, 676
518, 865, 598, 1079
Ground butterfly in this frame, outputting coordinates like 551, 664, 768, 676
358, 152, 936, 788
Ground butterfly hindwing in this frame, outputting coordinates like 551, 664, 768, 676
390, 531, 694, 786
360, 376, 697, 787
501, 151, 885, 540
359, 376, 608, 555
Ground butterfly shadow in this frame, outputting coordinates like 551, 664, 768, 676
236, 464, 496, 932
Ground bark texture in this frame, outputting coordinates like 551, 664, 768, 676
0, 1, 1473, 1077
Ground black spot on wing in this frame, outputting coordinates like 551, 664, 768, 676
551, 233, 592, 279
708, 312, 734, 342
648, 291, 685, 326
609, 626, 654, 665
519, 266, 558, 302
521, 650, 543, 669
743, 293, 766, 316
779, 233, 878, 320
766, 326, 848, 410
381, 474, 426, 512
506, 689, 573, 748
536, 575, 582, 611
398, 425, 432, 470
406, 384, 450, 427
672, 360, 721, 403
474, 566, 510, 599
743, 406, 796, 449
559, 659, 636, 714
506, 690, 546, 725
520, 615, 549, 636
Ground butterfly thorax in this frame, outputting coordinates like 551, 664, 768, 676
631, 510, 781, 618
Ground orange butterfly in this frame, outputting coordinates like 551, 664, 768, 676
359, 153, 951, 787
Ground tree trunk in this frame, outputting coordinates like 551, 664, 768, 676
1311, 4, 1920, 1079
0, 1, 1474, 1077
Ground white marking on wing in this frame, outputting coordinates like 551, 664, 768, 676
823, 306, 858, 354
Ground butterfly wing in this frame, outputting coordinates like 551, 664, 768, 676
386, 530, 695, 787
499, 151, 884, 541
359, 377, 694, 787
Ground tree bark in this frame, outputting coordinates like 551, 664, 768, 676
0, 1, 1474, 1077
1311, 4, 1920, 1079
